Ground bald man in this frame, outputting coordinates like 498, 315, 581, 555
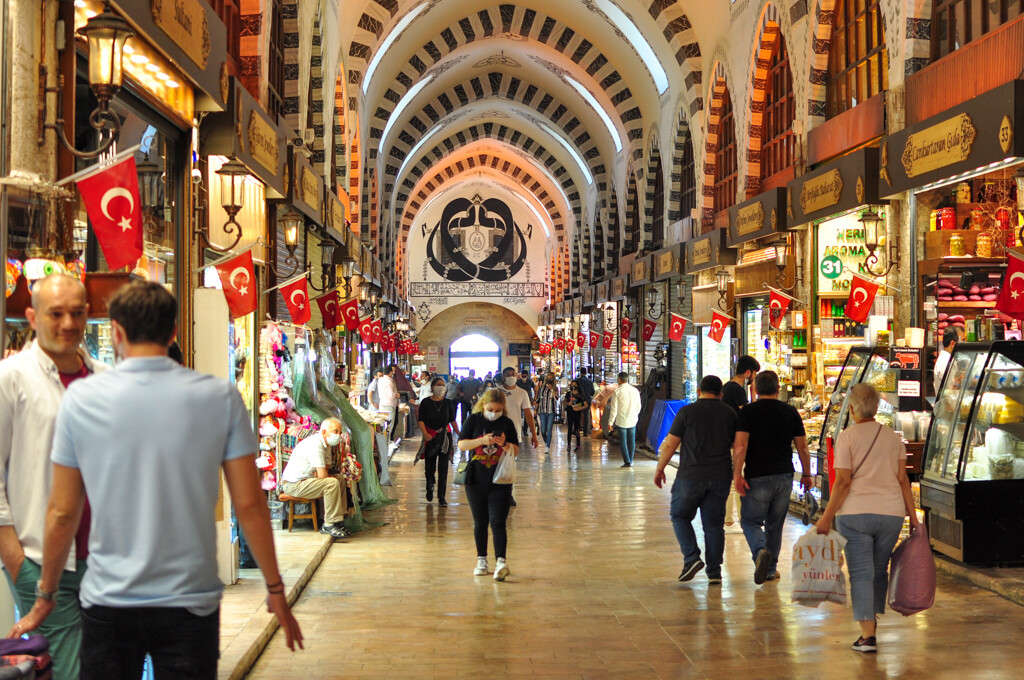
0, 274, 106, 679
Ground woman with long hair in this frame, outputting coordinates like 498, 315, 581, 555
458, 389, 520, 581
535, 372, 560, 447
563, 379, 590, 452
417, 376, 460, 506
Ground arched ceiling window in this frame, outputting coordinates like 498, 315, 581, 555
826, 0, 888, 119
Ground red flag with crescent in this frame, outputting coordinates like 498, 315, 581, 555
996, 251, 1024, 316
554, 337, 565, 349
214, 249, 258, 318
358, 317, 374, 344
75, 155, 144, 270
566, 338, 576, 352
845, 275, 880, 323
768, 289, 791, 330
370, 319, 383, 343
603, 330, 614, 349
577, 332, 587, 349
413, 342, 420, 354
383, 333, 394, 352
280, 277, 311, 325
590, 331, 600, 348
708, 311, 731, 343
642, 318, 657, 342
315, 291, 340, 330
338, 298, 361, 330
621, 317, 634, 339
667, 312, 687, 342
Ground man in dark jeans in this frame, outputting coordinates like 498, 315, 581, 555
733, 370, 812, 585
516, 370, 536, 439
721, 355, 760, 413
654, 376, 737, 585
575, 366, 595, 435
457, 369, 482, 425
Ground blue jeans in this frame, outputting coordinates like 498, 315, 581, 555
836, 513, 905, 621
740, 473, 794, 574
538, 413, 555, 446
670, 477, 731, 578
617, 426, 637, 464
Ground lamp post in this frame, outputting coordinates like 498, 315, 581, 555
195, 157, 248, 253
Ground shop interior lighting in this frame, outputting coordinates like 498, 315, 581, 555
1015, 167, 1024, 246
563, 74, 623, 152
195, 157, 248, 253
915, 157, 1024, 194
592, 0, 669, 94
39, 1, 133, 158
362, 2, 429, 94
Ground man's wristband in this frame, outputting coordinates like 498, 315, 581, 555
801, 473, 812, 477
35, 582, 56, 602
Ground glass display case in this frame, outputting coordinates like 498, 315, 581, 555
699, 325, 732, 382
682, 335, 699, 403
922, 341, 1024, 564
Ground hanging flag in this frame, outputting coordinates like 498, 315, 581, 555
845, 274, 880, 323
381, 332, 393, 352
214, 249, 258, 318
603, 330, 614, 349
577, 332, 587, 349
642, 318, 657, 342
412, 342, 420, 355
708, 311, 732, 343
75, 155, 144, 271
768, 289, 792, 330
338, 298, 361, 330
590, 330, 600, 348
667, 312, 687, 342
621, 317, 634, 339
358, 317, 374, 345
280, 276, 311, 325
565, 338, 576, 352
370, 319, 384, 344
996, 251, 1024, 316
315, 291, 340, 330
554, 337, 565, 350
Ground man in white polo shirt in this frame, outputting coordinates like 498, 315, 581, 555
12, 282, 303, 678
499, 366, 538, 449
281, 419, 350, 539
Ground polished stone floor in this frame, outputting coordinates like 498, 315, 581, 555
248, 428, 1024, 679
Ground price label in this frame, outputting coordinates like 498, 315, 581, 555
897, 380, 921, 397
820, 255, 843, 279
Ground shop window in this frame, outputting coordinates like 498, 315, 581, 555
678, 136, 696, 221
826, 0, 888, 119
761, 38, 795, 183
932, 0, 1024, 60
267, 0, 286, 122
652, 158, 665, 247
713, 86, 737, 214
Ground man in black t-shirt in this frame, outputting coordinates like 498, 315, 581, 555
654, 375, 736, 585
457, 369, 482, 425
733, 371, 812, 585
721, 355, 760, 413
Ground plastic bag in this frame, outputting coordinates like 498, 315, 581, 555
492, 452, 515, 485
791, 527, 848, 607
887, 524, 936, 615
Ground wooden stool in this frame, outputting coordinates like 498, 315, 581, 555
278, 494, 318, 532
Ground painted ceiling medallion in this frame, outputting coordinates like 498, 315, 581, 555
474, 53, 522, 69
425, 194, 528, 282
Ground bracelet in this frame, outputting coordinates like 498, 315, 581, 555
801, 473, 812, 477
265, 580, 283, 592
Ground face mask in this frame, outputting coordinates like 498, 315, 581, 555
432, 385, 445, 397
504, 376, 517, 387
325, 433, 342, 446
484, 411, 501, 421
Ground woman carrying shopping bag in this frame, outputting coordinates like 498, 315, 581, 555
458, 389, 520, 581
417, 377, 460, 506
816, 383, 920, 653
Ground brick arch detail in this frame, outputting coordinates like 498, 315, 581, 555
643, 134, 663, 252
701, 62, 730, 230
668, 106, 694, 224
745, 3, 785, 197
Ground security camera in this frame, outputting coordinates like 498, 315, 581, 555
291, 135, 304, 147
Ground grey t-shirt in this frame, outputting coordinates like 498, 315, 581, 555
668, 398, 737, 482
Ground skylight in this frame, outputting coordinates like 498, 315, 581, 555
564, 74, 623, 152
362, 2, 429, 95
381, 74, 436, 146
593, 0, 669, 94
536, 119, 594, 185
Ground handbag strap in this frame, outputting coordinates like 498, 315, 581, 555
850, 423, 883, 478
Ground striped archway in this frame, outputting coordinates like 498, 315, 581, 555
701, 62, 731, 230
745, 3, 786, 197
643, 134, 664, 251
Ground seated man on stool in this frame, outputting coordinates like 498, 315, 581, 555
280, 418, 350, 539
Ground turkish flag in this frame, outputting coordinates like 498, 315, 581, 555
577, 332, 587, 349
542, 343, 551, 355
338, 298, 361, 330
280, 277, 311, 325
668, 312, 687, 342
708, 311, 731, 343
315, 291, 340, 329
642, 318, 657, 342
413, 342, 420, 354
370, 319, 383, 344
554, 337, 565, 349
621, 317, 634, 339
380, 332, 392, 352
845, 274, 880, 323
768, 289, 792, 330
590, 331, 600, 348
358, 317, 374, 345
603, 330, 614, 349
75, 155, 144, 271
996, 251, 1024, 316
214, 249, 258, 318
566, 338, 576, 352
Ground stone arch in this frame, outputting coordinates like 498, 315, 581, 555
625, 166, 640, 254
308, 2, 326, 176
349, 116, 361, 237
668, 106, 696, 224
640, 0, 704, 119
701, 62, 732, 230
644, 133, 664, 251
418, 302, 540, 365
745, 2, 790, 196
332, 70, 348, 196
608, 189, 620, 262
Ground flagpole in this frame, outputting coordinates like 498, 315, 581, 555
703, 311, 738, 323
764, 285, 805, 305
54, 145, 142, 187
851, 273, 902, 295
190, 242, 259, 273
263, 271, 310, 295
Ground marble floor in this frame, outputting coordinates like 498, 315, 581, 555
247, 428, 1024, 679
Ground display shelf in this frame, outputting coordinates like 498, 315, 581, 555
918, 257, 1008, 277
937, 301, 997, 309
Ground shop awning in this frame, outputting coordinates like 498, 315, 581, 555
882, 79, 1024, 197
683, 229, 736, 275
290, 150, 324, 227
788, 147, 884, 225
200, 78, 288, 198
629, 254, 653, 287
653, 244, 684, 281
726, 188, 789, 247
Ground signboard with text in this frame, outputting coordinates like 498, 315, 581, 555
816, 210, 877, 294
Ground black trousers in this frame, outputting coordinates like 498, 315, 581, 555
567, 411, 583, 448
464, 477, 513, 559
81, 605, 219, 680
424, 452, 449, 500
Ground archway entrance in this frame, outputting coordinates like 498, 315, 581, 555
449, 333, 501, 380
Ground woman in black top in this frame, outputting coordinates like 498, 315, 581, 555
563, 380, 590, 452
417, 377, 461, 506
458, 389, 520, 581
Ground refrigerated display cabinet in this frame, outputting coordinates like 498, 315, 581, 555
922, 341, 1024, 565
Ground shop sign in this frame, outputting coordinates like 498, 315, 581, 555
300, 167, 322, 213
327, 193, 347, 245
151, 0, 211, 70
816, 211, 872, 293
897, 380, 921, 398
610, 277, 625, 300
630, 255, 651, 286
583, 286, 595, 307
654, 245, 682, 281
596, 281, 609, 302
800, 170, 843, 216
736, 202, 765, 236
900, 113, 977, 178
726, 188, 787, 247
509, 343, 532, 356
291, 152, 323, 225
684, 229, 736, 274
247, 111, 279, 176
790, 147, 884, 224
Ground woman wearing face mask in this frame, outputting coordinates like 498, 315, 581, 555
535, 374, 560, 447
417, 377, 461, 506
563, 380, 590, 452
458, 389, 520, 580
473, 379, 494, 407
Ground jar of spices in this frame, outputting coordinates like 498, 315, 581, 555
976, 232, 993, 258
949, 233, 966, 256
970, 209, 985, 230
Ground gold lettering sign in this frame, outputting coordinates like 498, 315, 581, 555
735, 201, 765, 237
151, 0, 211, 70
300, 167, 321, 211
612, 278, 624, 297
632, 260, 647, 281
331, 198, 345, 236
690, 237, 713, 268
799, 169, 844, 216
657, 251, 676, 275
247, 111, 279, 175
1000, 115, 1013, 155
901, 113, 977, 178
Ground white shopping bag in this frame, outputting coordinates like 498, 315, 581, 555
492, 451, 515, 485
790, 527, 848, 608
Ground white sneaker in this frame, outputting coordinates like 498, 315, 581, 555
474, 557, 489, 575
493, 558, 510, 581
